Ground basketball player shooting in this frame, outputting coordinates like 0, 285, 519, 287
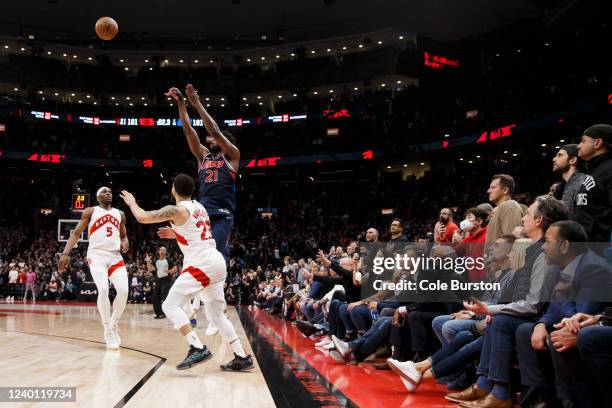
119, 174, 253, 371
165, 84, 240, 334
58, 187, 129, 350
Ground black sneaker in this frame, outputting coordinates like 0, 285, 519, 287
295, 320, 318, 337
176, 345, 212, 370
220, 353, 254, 371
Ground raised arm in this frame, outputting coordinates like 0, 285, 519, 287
165, 87, 209, 163
184, 84, 240, 164
119, 191, 189, 225
58, 207, 94, 272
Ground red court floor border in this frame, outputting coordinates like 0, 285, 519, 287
246, 307, 460, 408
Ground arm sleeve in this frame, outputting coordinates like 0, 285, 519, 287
313, 275, 343, 285
488, 253, 554, 316
329, 260, 353, 279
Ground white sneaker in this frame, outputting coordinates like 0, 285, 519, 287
111, 323, 121, 347
331, 335, 351, 357
387, 358, 421, 392
322, 341, 336, 350
104, 330, 120, 350
315, 337, 332, 348
205, 322, 219, 336
329, 349, 356, 364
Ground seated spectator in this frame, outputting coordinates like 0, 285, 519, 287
515, 221, 612, 408
447, 196, 568, 408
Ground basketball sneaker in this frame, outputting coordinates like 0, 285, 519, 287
104, 330, 120, 350
205, 322, 219, 336
111, 323, 121, 347
220, 354, 254, 371
176, 345, 212, 370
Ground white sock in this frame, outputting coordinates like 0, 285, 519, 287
185, 331, 203, 349
230, 338, 247, 358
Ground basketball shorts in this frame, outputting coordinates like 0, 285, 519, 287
171, 249, 227, 303
86, 249, 127, 287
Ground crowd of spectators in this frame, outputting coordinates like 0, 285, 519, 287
241, 126, 612, 408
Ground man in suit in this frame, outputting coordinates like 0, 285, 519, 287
515, 220, 612, 408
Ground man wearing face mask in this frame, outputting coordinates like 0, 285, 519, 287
453, 207, 489, 282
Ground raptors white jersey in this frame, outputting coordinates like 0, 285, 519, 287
170, 200, 217, 267
87, 206, 122, 253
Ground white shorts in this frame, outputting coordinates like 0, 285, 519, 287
171, 249, 227, 302
87, 250, 127, 287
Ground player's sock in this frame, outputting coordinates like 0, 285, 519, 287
185, 330, 204, 349
230, 338, 247, 358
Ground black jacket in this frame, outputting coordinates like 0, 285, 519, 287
573, 152, 612, 242
313, 259, 361, 303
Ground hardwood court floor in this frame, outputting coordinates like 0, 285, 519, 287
0, 301, 275, 408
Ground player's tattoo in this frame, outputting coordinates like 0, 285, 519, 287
146, 205, 179, 220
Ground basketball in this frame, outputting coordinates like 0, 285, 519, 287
95, 17, 118, 40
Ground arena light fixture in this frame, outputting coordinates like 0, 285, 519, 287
476, 155, 481, 158
503, 150, 508, 154
292, 93, 297, 97
47, 51, 52, 55
358, 44, 363, 48
397, 80, 402, 84
20, 47, 25, 51
86, 95, 90, 98
143, 103, 147, 106
560, 139, 565, 142
145, 59, 149, 63
38, 90, 43, 94
386, 166, 391, 169
261, 56, 266, 60
257, 95, 261, 99
278, 95, 282, 98
221, 104, 225, 107
71, 93, 75, 96
205, 97, 210, 101
259, 102, 263, 106
276, 55, 280, 58
54, 92, 59, 96
378, 41, 383, 45
381, 83, 387, 87
126, 97, 130, 100
194, 59, 199, 63
403, 164, 407, 167
469, 160, 473, 163
540, 143, 546, 147
209, 60, 214, 63
420, 162, 425, 166
327, 48, 331, 52
313, 91, 318, 95
120, 59, 124, 63
124, 67, 129, 71
93, 102, 97, 105
512, 153, 518, 157
73, 55, 77, 58
3, 45, 8, 49
246, 58, 251, 62
88, 57, 92, 61
13, 88, 18, 91
242, 97, 247, 101
398, 36, 404, 40
63, 53, 67, 57
179, 59, 184, 63
149, 67, 153, 71
78, 100, 82, 103
354, 87, 358, 91
290, 53, 295, 57
141, 97, 145, 100
111, 96, 115, 100
311, 50, 316, 54
342, 46, 347, 50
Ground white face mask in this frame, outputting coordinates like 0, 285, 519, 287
460, 219, 474, 231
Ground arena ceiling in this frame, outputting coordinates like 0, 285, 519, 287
1, 0, 569, 49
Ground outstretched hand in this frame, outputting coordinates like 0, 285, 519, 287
157, 227, 177, 240
185, 84, 200, 105
165, 87, 184, 101
119, 190, 137, 206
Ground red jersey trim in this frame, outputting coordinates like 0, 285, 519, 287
90, 214, 121, 236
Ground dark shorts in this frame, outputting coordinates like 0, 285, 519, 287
209, 213, 234, 259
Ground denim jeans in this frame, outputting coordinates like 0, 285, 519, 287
577, 325, 612, 408
328, 299, 346, 338
349, 304, 372, 333
430, 331, 483, 379
477, 314, 533, 384
432, 315, 477, 345
349, 316, 393, 361
338, 303, 356, 333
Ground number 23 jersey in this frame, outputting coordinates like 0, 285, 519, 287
170, 200, 217, 266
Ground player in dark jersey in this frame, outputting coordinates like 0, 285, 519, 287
166, 85, 239, 258
166, 85, 240, 332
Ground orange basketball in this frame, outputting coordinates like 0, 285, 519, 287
95, 17, 118, 41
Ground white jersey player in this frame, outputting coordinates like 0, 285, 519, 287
119, 174, 253, 371
59, 187, 129, 350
